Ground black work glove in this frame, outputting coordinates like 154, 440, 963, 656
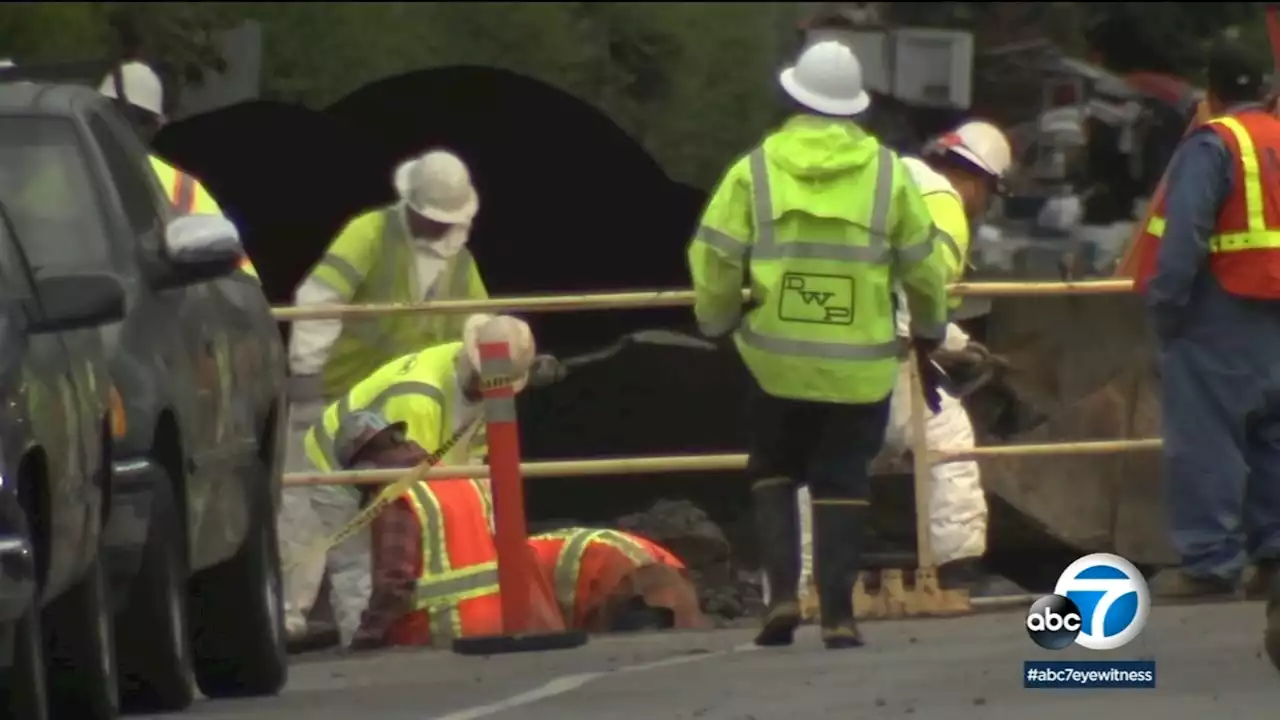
911, 337, 943, 415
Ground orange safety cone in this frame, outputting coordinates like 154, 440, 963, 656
452, 336, 587, 655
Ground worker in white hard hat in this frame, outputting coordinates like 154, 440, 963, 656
97, 60, 261, 282
285, 149, 493, 467
688, 38, 950, 650
793, 120, 1026, 609
280, 313, 538, 646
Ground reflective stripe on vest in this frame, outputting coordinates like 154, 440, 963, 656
695, 146, 926, 363
402, 482, 500, 643
542, 529, 655, 619
171, 171, 196, 214
1145, 116, 1271, 251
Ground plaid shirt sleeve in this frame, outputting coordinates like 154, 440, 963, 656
353, 498, 420, 646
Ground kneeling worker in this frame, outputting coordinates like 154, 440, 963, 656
528, 528, 709, 632
336, 411, 520, 651
284, 314, 539, 645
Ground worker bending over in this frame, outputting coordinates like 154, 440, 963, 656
98, 61, 260, 281
528, 528, 708, 632
687, 39, 950, 649
337, 411, 532, 651
792, 121, 1025, 601
286, 148, 489, 468
282, 314, 536, 645
1135, 43, 1280, 656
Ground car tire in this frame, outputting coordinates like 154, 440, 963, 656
0, 599, 48, 720
43, 548, 118, 720
189, 479, 287, 698
115, 480, 194, 713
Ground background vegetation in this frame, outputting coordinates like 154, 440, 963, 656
0, 2, 1272, 187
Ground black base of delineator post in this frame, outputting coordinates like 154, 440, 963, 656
451, 629, 589, 656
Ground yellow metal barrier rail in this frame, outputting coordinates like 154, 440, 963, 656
270, 279, 1136, 322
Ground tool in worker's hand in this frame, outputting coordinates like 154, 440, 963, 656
530, 330, 719, 388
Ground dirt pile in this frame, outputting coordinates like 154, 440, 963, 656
615, 499, 763, 621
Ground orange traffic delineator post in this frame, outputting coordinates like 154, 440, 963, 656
452, 336, 587, 656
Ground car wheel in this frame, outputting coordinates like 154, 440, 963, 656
0, 601, 48, 720
115, 480, 194, 712
189, 479, 287, 698
43, 548, 118, 720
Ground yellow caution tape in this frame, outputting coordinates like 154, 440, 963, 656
285, 374, 513, 569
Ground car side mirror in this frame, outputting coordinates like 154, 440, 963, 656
157, 214, 243, 288
26, 271, 126, 334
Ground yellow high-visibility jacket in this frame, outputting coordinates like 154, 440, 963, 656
687, 115, 950, 403
302, 208, 488, 399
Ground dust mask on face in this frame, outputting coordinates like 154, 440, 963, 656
401, 202, 470, 258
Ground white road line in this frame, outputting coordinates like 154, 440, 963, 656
430, 643, 759, 720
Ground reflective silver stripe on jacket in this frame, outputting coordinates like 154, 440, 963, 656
549, 529, 656, 618
702, 144, 929, 361
310, 253, 365, 299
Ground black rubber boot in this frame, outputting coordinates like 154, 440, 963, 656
752, 478, 802, 647
813, 500, 866, 650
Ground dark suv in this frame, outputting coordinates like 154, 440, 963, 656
0, 82, 288, 717
0, 197, 124, 719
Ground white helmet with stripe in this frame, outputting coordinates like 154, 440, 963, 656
928, 121, 1013, 180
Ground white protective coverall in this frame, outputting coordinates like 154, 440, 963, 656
280, 155, 478, 642
786, 157, 987, 601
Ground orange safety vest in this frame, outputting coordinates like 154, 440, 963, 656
387, 478, 502, 648
528, 529, 684, 629
1134, 109, 1280, 298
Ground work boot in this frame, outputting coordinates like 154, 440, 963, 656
813, 498, 867, 650
1243, 559, 1279, 601
752, 478, 802, 647
1265, 566, 1280, 673
1147, 567, 1237, 602
938, 557, 1028, 598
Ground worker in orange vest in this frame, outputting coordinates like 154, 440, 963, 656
1132, 43, 1280, 642
335, 411, 501, 650
342, 410, 560, 650
527, 528, 709, 632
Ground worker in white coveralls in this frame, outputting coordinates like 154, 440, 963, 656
281, 149, 488, 644
283, 314, 539, 645
791, 121, 1027, 603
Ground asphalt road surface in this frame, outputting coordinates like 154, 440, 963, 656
144, 601, 1276, 720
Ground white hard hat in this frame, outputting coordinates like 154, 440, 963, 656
393, 149, 479, 225
931, 121, 1013, 179
461, 314, 536, 394
778, 39, 871, 117
98, 61, 165, 118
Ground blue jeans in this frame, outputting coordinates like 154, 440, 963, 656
1159, 282, 1280, 581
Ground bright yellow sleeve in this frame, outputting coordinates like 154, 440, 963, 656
922, 191, 971, 282
306, 210, 385, 300
887, 157, 950, 340
687, 156, 752, 337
